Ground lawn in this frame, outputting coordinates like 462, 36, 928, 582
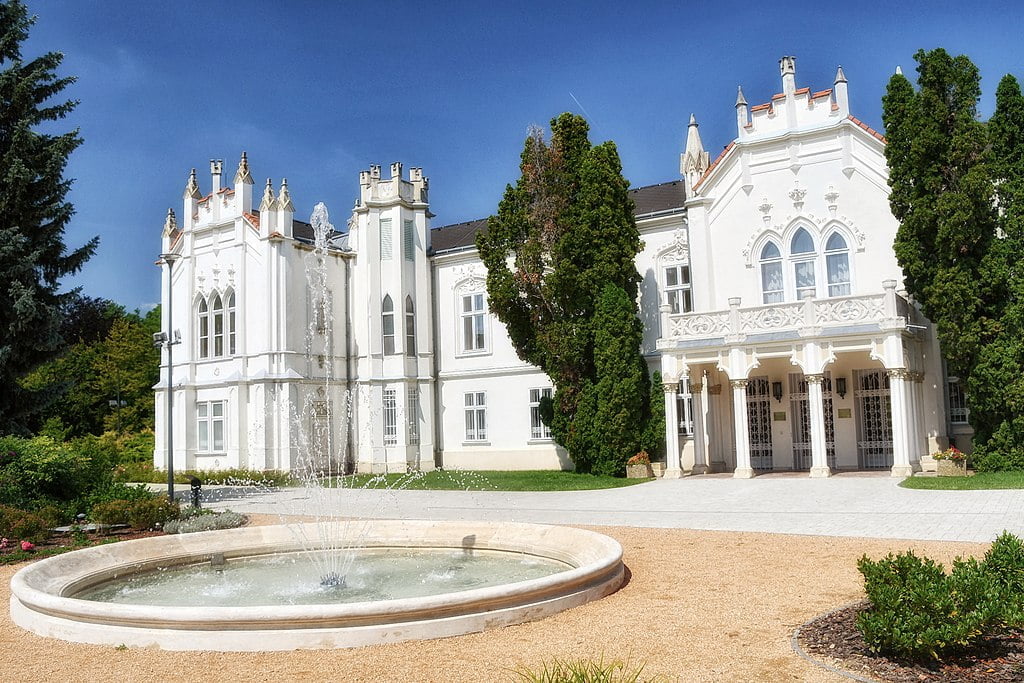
323, 470, 652, 491
900, 470, 1024, 490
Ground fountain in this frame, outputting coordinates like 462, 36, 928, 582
8, 202, 625, 651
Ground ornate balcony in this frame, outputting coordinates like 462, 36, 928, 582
658, 279, 910, 350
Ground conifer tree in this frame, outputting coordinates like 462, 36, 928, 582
479, 114, 653, 474
0, 0, 95, 433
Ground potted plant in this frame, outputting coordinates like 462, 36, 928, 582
626, 451, 654, 478
932, 446, 968, 477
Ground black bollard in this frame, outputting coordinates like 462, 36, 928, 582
186, 475, 202, 509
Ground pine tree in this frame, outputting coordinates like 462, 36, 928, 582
0, 0, 95, 433
479, 114, 653, 473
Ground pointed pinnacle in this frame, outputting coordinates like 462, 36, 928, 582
835, 65, 847, 84
735, 86, 747, 107
895, 65, 903, 76
689, 113, 697, 126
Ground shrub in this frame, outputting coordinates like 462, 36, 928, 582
856, 550, 1003, 661
163, 511, 247, 534
126, 497, 180, 530
0, 435, 113, 507
0, 504, 51, 543
90, 499, 135, 526
983, 531, 1024, 621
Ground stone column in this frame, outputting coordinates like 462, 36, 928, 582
731, 379, 755, 478
663, 381, 682, 479
888, 369, 914, 477
806, 374, 832, 478
691, 380, 708, 475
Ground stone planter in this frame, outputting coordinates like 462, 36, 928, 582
936, 459, 968, 477
626, 464, 654, 479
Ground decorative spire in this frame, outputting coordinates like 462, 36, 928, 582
834, 66, 847, 84
234, 151, 253, 185
183, 168, 202, 200
278, 178, 294, 212
895, 65, 903, 76
681, 114, 710, 186
259, 178, 277, 212
735, 85, 747, 107
162, 207, 178, 236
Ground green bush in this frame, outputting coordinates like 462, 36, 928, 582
983, 531, 1024, 621
0, 504, 51, 543
0, 435, 113, 507
163, 510, 247, 534
127, 497, 179, 530
90, 499, 135, 526
113, 464, 294, 487
856, 550, 1004, 661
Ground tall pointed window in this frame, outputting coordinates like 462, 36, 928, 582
226, 291, 237, 355
198, 298, 210, 358
825, 233, 851, 296
790, 228, 816, 299
759, 242, 784, 304
382, 295, 395, 355
405, 296, 415, 356
211, 293, 224, 356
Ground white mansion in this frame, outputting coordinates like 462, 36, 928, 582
154, 57, 970, 478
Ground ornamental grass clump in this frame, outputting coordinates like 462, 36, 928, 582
856, 532, 1024, 662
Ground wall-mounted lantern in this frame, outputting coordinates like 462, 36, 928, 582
771, 380, 784, 403
835, 376, 848, 399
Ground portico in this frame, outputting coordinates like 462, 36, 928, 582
658, 282, 935, 478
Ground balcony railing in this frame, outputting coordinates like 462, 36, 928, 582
659, 279, 909, 346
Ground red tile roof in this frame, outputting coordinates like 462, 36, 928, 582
811, 88, 832, 99
750, 103, 772, 112
848, 115, 887, 143
243, 212, 260, 231
691, 142, 735, 191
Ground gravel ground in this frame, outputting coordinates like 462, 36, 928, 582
0, 525, 987, 682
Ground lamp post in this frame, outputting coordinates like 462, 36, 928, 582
158, 253, 181, 500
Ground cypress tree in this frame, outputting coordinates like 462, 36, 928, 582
479, 113, 653, 473
0, 0, 95, 433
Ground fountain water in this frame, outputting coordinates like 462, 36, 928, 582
8, 203, 625, 651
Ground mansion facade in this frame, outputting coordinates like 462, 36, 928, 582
154, 57, 970, 478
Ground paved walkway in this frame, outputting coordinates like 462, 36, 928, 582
197, 473, 1024, 544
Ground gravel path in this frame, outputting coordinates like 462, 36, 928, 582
1, 525, 986, 682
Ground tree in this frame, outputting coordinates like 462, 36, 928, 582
883, 49, 1024, 468
0, 0, 95, 433
93, 314, 160, 434
478, 114, 654, 474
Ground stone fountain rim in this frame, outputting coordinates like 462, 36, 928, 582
9, 519, 624, 649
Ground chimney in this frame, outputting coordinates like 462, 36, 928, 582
779, 56, 796, 97
210, 159, 223, 194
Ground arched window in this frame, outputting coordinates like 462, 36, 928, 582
226, 291, 237, 355
382, 295, 395, 355
759, 242, 784, 304
197, 298, 210, 358
211, 293, 224, 356
790, 228, 817, 299
405, 296, 415, 356
825, 233, 851, 296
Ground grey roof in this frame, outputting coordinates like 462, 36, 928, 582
430, 181, 686, 254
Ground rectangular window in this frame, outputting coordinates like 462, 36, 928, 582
948, 378, 969, 425
461, 293, 487, 352
197, 400, 225, 452
529, 388, 553, 440
380, 217, 393, 260
677, 378, 693, 436
408, 388, 420, 445
383, 389, 397, 446
228, 309, 236, 354
464, 392, 487, 441
403, 219, 415, 262
199, 315, 209, 358
664, 264, 693, 314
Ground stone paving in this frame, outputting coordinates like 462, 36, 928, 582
198, 473, 1024, 544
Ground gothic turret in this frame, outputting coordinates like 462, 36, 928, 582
234, 152, 254, 214
681, 114, 710, 192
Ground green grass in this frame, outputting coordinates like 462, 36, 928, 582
901, 471, 1024, 490
319, 470, 652, 492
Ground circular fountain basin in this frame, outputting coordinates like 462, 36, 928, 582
9, 520, 624, 651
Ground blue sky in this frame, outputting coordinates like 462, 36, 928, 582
21, 0, 1023, 311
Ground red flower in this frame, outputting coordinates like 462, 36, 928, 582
20, 541, 34, 552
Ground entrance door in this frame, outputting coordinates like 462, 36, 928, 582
789, 373, 836, 470
854, 369, 893, 469
746, 377, 774, 471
